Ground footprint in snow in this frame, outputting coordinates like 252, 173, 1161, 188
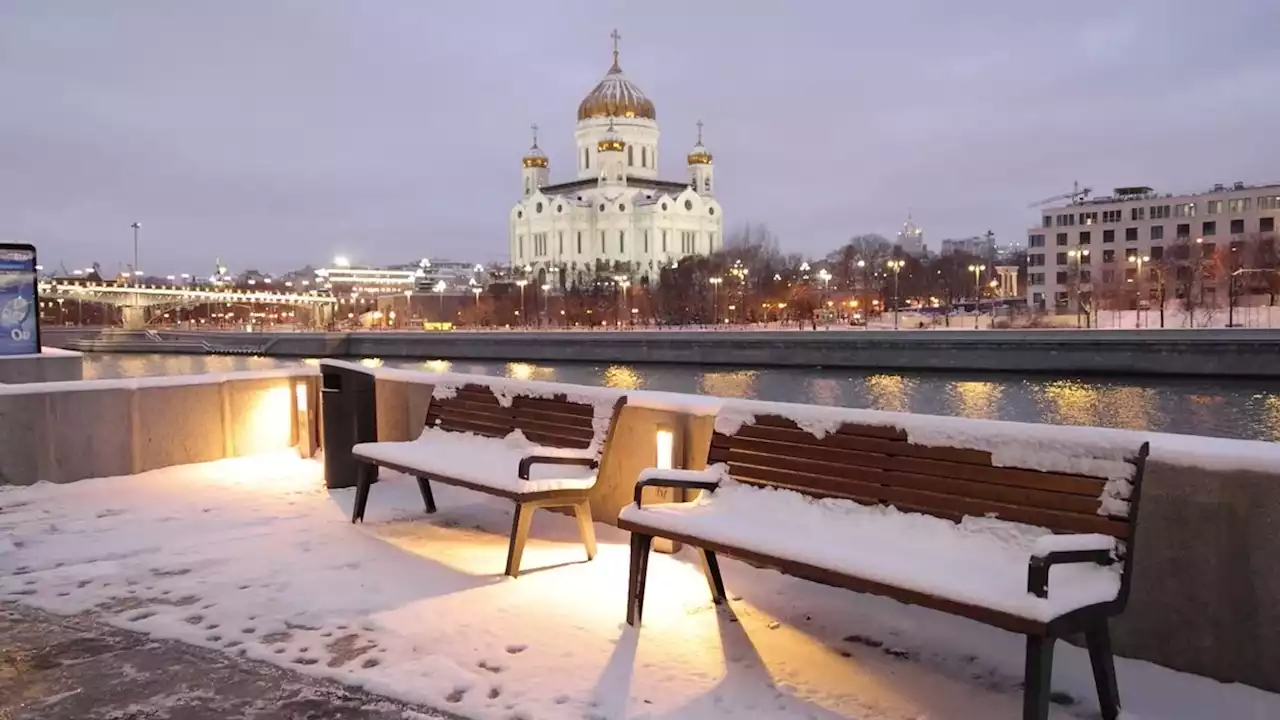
504, 644, 527, 655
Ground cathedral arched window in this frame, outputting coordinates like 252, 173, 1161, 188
583, 147, 590, 169
641, 147, 648, 168
685, 200, 693, 211
627, 146, 634, 167
704, 178, 712, 192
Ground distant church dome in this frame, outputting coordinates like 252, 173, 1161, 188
687, 120, 712, 165
597, 118, 626, 153
577, 30, 655, 122
522, 124, 548, 168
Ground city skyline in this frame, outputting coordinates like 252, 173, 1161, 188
2, 0, 1278, 274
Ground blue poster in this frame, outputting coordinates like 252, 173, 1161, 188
0, 244, 39, 355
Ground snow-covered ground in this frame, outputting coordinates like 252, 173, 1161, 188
2, 452, 1276, 720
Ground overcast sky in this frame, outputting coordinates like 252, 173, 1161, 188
3, 0, 1278, 276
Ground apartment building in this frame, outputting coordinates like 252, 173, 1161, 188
1026, 182, 1280, 311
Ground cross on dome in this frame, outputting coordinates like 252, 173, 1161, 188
577, 29, 655, 121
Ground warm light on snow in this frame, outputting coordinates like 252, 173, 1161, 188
2, 454, 1275, 719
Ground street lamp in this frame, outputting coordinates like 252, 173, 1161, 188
540, 283, 551, 324
333, 255, 350, 268
886, 259, 906, 329
130, 222, 141, 282
515, 279, 528, 327
709, 276, 723, 324
1067, 249, 1091, 328
1127, 254, 1150, 328
968, 264, 987, 328
433, 280, 447, 319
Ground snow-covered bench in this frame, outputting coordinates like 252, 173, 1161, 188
352, 381, 626, 577
617, 411, 1150, 720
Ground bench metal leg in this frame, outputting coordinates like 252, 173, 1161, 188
1086, 621, 1121, 720
416, 477, 437, 514
699, 549, 726, 604
571, 500, 597, 561
351, 473, 375, 524
1022, 634, 1055, 720
505, 502, 535, 578
626, 533, 653, 626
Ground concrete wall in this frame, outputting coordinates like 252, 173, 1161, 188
0, 370, 317, 486
38, 327, 1280, 378
349, 369, 1280, 694
0, 349, 84, 384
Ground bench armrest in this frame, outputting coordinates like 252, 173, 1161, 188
518, 455, 598, 480
634, 472, 721, 508
1027, 548, 1116, 599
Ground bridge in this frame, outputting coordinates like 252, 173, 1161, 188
39, 279, 338, 329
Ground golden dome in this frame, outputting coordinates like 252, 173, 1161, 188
577, 30, 655, 122
687, 119, 712, 165
522, 123, 548, 168
598, 117, 625, 153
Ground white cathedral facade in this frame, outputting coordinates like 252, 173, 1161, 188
509, 32, 723, 286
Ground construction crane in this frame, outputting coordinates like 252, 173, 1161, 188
1028, 181, 1092, 208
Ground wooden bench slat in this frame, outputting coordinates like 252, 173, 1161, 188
728, 463, 1129, 537
511, 396, 595, 417
522, 430, 593, 449
430, 417, 511, 438
452, 386, 503, 404
729, 423, 995, 465
724, 448, 1105, 515
713, 435, 1107, 497
427, 399, 512, 422
747, 414, 910, 441
513, 406, 597, 429
515, 417, 594, 440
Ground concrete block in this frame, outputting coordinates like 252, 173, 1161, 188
1112, 460, 1280, 693
43, 387, 133, 483
133, 383, 225, 473
223, 378, 296, 457
375, 378, 410, 442
0, 352, 83, 384
0, 392, 48, 485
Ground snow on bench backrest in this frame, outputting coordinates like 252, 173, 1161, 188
711, 399, 1146, 540
427, 373, 626, 454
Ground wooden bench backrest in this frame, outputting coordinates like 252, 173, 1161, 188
425, 384, 515, 439
708, 415, 1141, 539
427, 385, 619, 452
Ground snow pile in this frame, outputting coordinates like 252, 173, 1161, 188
1, 453, 1275, 719
354, 429, 597, 496
621, 478, 1120, 623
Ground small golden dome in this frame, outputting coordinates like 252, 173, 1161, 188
598, 118, 626, 153
687, 119, 712, 165
577, 30, 655, 122
522, 123, 548, 168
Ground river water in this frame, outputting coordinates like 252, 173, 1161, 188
79, 353, 1280, 442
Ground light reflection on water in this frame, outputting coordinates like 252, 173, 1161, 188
77, 353, 1280, 442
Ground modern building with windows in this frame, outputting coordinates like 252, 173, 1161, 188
1026, 182, 1280, 311
509, 31, 723, 287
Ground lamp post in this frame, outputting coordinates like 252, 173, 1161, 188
433, 280, 447, 320
886, 259, 905, 329
708, 276, 723, 325
967, 263, 986, 328
130, 222, 141, 281
1067, 250, 1090, 328
403, 289, 413, 329
1127, 254, 1150, 328
515, 279, 528, 327
855, 259, 867, 328
541, 283, 551, 325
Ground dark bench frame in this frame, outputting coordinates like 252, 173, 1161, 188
352, 388, 626, 578
618, 421, 1150, 720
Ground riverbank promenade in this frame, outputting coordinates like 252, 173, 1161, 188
3, 364, 1280, 720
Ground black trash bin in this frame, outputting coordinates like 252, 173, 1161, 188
320, 364, 378, 489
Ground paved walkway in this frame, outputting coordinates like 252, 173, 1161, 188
0, 603, 454, 720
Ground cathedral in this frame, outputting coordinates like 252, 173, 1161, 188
509, 31, 723, 286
